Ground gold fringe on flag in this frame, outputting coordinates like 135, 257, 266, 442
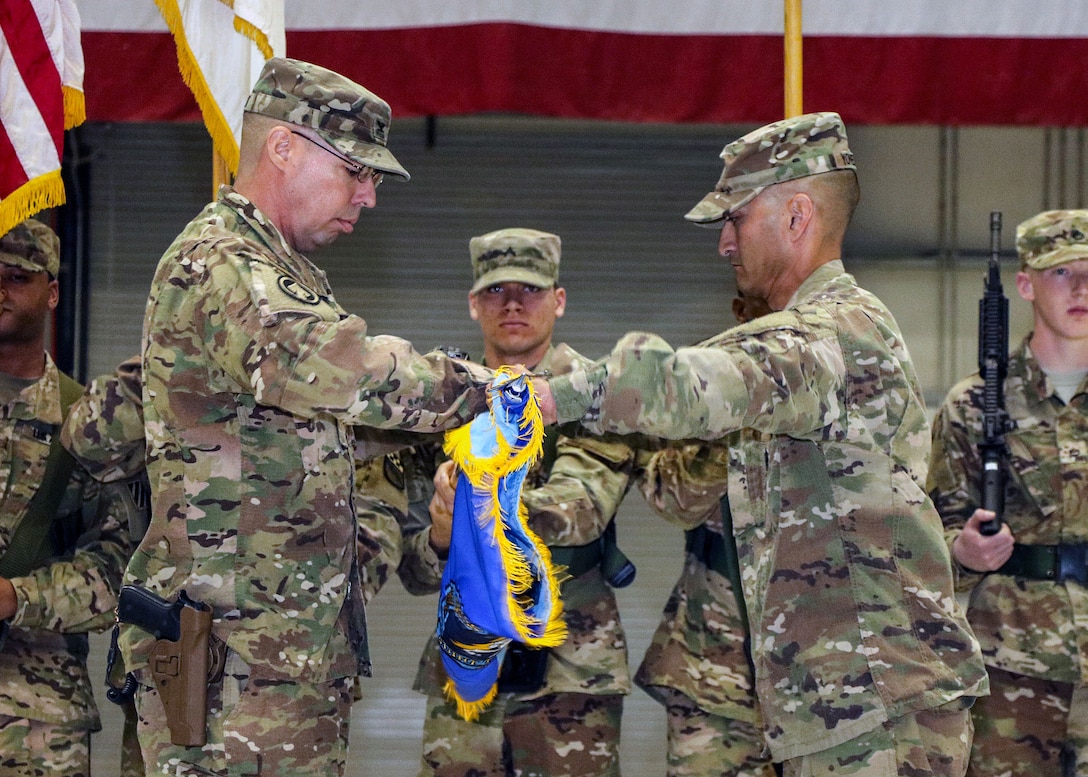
62, 86, 85, 130
443, 369, 567, 648
438, 368, 567, 720
234, 16, 274, 59
154, 0, 242, 175
0, 171, 66, 239
442, 679, 499, 722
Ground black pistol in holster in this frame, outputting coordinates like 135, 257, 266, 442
977, 211, 1015, 536
106, 585, 225, 746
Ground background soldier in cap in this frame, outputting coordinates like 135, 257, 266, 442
533, 112, 987, 776
633, 291, 777, 777
0, 219, 132, 776
358, 228, 636, 777
929, 210, 1088, 776
118, 57, 490, 776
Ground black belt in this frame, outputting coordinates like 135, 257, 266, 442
997, 543, 1088, 585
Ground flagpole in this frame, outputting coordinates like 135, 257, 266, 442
784, 0, 803, 118
213, 149, 230, 197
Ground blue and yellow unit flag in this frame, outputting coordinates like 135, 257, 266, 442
435, 367, 567, 720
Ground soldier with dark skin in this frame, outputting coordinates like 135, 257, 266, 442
533, 112, 988, 777
118, 58, 490, 777
929, 210, 1088, 776
0, 219, 132, 777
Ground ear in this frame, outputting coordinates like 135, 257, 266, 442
1015, 270, 1035, 302
553, 286, 567, 318
786, 192, 815, 237
46, 278, 59, 312
265, 125, 293, 173
468, 292, 480, 321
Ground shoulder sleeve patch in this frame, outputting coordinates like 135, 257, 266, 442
249, 262, 339, 326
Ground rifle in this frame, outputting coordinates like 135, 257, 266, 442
105, 586, 224, 746
977, 211, 1013, 536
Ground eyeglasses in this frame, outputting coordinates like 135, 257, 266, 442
290, 131, 384, 187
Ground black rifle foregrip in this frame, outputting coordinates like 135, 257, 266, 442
978, 456, 1004, 536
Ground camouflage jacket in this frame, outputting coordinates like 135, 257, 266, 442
120, 187, 488, 683
549, 261, 988, 760
354, 451, 407, 606
369, 344, 637, 698
929, 336, 1088, 684
636, 443, 760, 725
0, 356, 132, 726
61, 355, 145, 486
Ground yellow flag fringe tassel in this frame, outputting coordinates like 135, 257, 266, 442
154, 0, 242, 176
442, 677, 499, 722
0, 171, 66, 238
62, 86, 85, 130
234, 16, 274, 59
440, 369, 567, 717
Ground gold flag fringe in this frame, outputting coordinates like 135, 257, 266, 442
154, 0, 242, 176
442, 677, 498, 722
63, 86, 85, 130
0, 171, 66, 239
441, 368, 568, 716
233, 16, 274, 59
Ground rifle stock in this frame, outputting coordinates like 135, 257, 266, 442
977, 211, 1010, 536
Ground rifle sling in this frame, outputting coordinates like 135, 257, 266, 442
0, 373, 84, 579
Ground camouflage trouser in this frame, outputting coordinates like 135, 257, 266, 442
419, 691, 623, 777
120, 697, 144, 777
967, 666, 1088, 777
782, 698, 973, 777
661, 688, 776, 777
0, 715, 91, 777
134, 650, 354, 777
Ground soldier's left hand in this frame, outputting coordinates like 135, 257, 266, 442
428, 460, 457, 553
952, 509, 1014, 572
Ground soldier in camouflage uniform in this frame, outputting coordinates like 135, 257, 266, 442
118, 58, 491, 777
0, 219, 133, 777
354, 442, 411, 605
62, 357, 411, 770
637, 450, 772, 777
61, 354, 148, 777
534, 112, 988, 776
634, 293, 776, 777
360, 229, 636, 777
928, 210, 1088, 777
62, 356, 144, 490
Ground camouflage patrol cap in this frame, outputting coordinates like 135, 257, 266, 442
244, 57, 409, 181
469, 228, 560, 295
0, 218, 59, 276
685, 111, 856, 227
1016, 210, 1088, 270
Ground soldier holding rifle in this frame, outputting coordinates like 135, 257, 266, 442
929, 210, 1088, 776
